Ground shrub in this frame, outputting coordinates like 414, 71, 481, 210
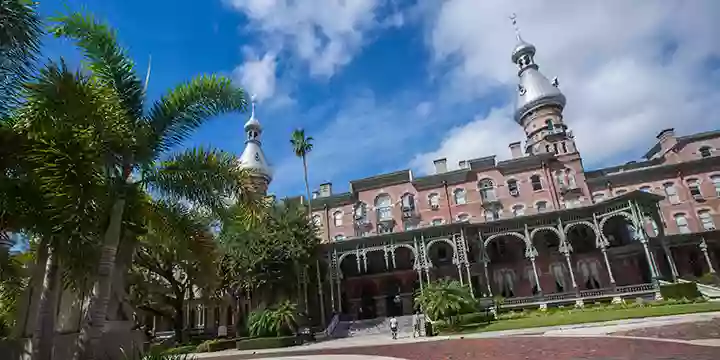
235, 336, 298, 351
248, 301, 298, 337
195, 338, 237, 353
457, 311, 494, 325
660, 282, 702, 300
414, 280, 476, 322
160, 345, 196, 355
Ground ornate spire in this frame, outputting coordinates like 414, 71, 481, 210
239, 94, 272, 183
510, 14, 566, 124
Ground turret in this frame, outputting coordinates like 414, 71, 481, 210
238, 95, 272, 194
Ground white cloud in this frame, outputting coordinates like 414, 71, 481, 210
232, 50, 277, 102
414, 0, 720, 170
225, 0, 404, 77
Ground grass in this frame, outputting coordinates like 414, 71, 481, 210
446, 301, 720, 334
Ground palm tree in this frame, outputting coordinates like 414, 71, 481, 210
290, 129, 314, 214
414, 280, 476, 324
0, 0, 42, 117
48, 12, 261, 360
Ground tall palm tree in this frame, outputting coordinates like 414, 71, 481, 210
290, 129, 314, 214
49, 12, 262, 360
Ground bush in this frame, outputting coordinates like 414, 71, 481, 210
458, 312, 494, 325
660, 282, 702, 300
195, 338, 237, 353
697, 273, 720, 286
161, 345, 196, 355
235, 336, 298, 351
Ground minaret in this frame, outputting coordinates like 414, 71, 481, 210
238, 95, 272, 194
510, 14, 577, 156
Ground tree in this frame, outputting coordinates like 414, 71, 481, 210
49, 12, 261, 360
290, 129, 314, 214
127, 200, 219, 344
414, 280, 476, 324
0, 0, 42, 117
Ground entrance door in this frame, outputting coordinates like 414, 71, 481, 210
385, 295, 403, 316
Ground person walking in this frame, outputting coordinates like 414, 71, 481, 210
389, 315, 398, 339
412, 311, 421, 338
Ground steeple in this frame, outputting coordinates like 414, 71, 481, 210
509, 14, 575, 156
238, 95, 272, 193
510, 13, 566, 125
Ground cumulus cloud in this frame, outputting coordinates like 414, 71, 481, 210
225, 0, 405, 77
232, 50, 277, 102
414, 0, 720, 170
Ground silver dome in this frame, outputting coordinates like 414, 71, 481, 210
514, 67, 566, 123
511, 39, 536, 64
238, 100, 272, 181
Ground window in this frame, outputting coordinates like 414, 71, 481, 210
403, 222, 415, 231
478, 179, 496, 201
687, 179, 702, 199
564, 199, 581, 209
593, 193, 606, 203
530, 175, 543, 190
535, 201, 548, 213
674, 213, 690, 234
639, 186, 652, 193
375, 194, 393, 221
453, 188, 467, 205
485, 209, 499, 221
354, 202, 367, 220
713, 175, 720, 197
512, 205, 525, 217
555, 171, 566, 187
561, 142, 568, 153
428, 193, 440, 208
431, 218, 443, 226
457, 214, 470, 223
615, 189, 627, 196
699, 146, 712, 158
698, 210, 715, 231
567, 170, 577, 188
312, 214, 322, 227
663, 182, 680, 204
545, 119, 554, 130
507, 179, 519, 196
334, 235, 346, 241
333, 211, 343, 226
401, 193, 415, 210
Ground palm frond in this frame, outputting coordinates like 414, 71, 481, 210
290, 128, 313, 157
143, 75, 247, 156
0, 0, 42, 116
49, 11, 144, 121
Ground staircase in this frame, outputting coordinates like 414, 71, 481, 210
345, 315, 415, 337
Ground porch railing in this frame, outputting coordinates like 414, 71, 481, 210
501, 283, 657, 309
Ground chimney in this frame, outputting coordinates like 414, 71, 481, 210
458, 160, 467, 169
312, 191, 319, 199
319, 182, 332, 197
509, 141, 522, 158
657, 128, 677, 153
433, 158, 447, 174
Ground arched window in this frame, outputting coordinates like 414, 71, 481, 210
374, 194, 392, 221
674, 213, 690, 234
566, 170, 577, 188
545, 119, 554, 130
663, 182, 680, 204
512, 204, 525, 217
555, 170, 566, 187
478, 179, 496, 201
428, 193, 440, 208
431, 218, 443, 226
699, 146, 712, 158
535, 201, 548, 213
507, 179, 519, 196
686, 178, 702, 199
592, 192, 606, 203
334, 234, 346, 241
457, 213, 470, 223
333, 211, 343, 227
401, 193, 415, 211
530, 175, 542, 191
312, 214, 322, 227
713, 175, 720, 197
485, 209, 499, 221
698, 210, 715, 231
453, 188, 467, 205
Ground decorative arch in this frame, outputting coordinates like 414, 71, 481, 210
425, 237, 456, 253
477, 178, 495, 189
484, 232, 527, 249
374, 193, 392, 206
598, 211, 634, 243
529, 226, 562, 244
392, 243, 418, 261
563, 221, 600, 245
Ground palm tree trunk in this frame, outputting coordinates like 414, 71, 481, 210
31, 245, 62, 360
73, 197, 126, 360
13, 236, 49, 338
172, 301, 184, 345
302, 155, 312, 215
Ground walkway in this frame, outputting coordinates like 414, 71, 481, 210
195, 311, 720, 360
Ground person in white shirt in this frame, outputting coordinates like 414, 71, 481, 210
412, 311, 420, 338
389, 316, 398, 339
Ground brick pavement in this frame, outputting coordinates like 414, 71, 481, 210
613, 318, 720, 340
233, 337, 718, 360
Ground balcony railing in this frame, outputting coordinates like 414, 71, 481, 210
500, 283, 657, 309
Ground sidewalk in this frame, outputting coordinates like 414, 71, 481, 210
194, 311, 720, 359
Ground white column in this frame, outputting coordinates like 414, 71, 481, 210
700, 238, 717, 274
663, 245, 679, 281
465, 263, 474, 298
316, 260, 326, 325
529, 254, 542, 295
564, 252, 578, 290
483, 262, 492, 296
600, 246, 616, 285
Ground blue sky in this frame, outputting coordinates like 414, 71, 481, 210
38, 0, 720, 198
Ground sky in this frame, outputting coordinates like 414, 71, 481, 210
37, 0, 720, 198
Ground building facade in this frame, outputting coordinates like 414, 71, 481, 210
301, 27, 720, 321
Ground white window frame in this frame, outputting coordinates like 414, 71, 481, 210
674, 213, 690, 234
698, 210, 715, 231
333, 211, 343, 227
453, 188, 467, 205
664, 182, 680, 204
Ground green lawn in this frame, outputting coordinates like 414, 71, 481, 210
448, 301, 720, 334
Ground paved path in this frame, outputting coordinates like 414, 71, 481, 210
196, 312, 720, 360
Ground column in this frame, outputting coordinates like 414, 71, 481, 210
329, 252, 337, 313
483, 261, 492, 296
663, 244, 679, 282
413, 237, 424, 293
557, 220, 578, 293
700, 237, 717, 274
528, 251, 543, 296
594, 214, 616, 288
316, 260, 326, 325
421, 234, 431, 283
630, 201, 659, 281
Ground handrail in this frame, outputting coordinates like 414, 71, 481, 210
325, 313, 340, 338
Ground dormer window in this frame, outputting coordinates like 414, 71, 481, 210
401, 193, 415, 211
699, 146, 712, 158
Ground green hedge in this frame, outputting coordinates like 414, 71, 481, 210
235, 336, 298, 351
161, 345, 197, 355
195, 338, 237, 353
660, 282, 702, 300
